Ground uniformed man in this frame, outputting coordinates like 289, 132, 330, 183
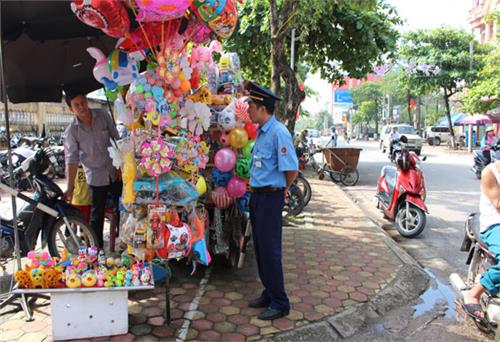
245, 81, 298, 320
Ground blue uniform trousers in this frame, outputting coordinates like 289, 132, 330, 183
250, 191, 290, 311
480, 225, 500, 296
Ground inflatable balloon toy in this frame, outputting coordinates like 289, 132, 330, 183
208, 0, 238, 40
211, 168, 232, 187
235, 97, 250, 122
235, 157, 251, 179
244, 121, 258, 140
71, 0, 130, 38
211, 186, 234, 209
191, 0, 226, 23
87, 47, 144, 91
242, 140, 254, 159
135, 0, 192, 22
217, 102, 237, 130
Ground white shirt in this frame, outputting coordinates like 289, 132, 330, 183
480, 163, 500, 232
389, 132, 400, 142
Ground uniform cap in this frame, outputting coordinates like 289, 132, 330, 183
244, 81, 281, 108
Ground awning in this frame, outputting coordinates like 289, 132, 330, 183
435, 113, 468, 126
457, 114, 500, 125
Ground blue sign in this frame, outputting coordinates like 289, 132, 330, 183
334, 89, 353, 104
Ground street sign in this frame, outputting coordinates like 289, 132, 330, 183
333, 89, 353, 104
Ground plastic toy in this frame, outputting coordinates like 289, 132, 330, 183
125, 270, 132, 287
97, 270, 105, 287
31, 268, 46, 289
15, 269, 32, 289
66, 270, 82, 288
82, 270, 98, 287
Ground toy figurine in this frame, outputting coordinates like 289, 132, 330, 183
87, 247, 98, 264
115, 270, 125, 287
98, 250, 106, 267
66, 270, 82, 288
31, 268, 46, 289
97, 270, 105, 287
82, 270, 97, 287
104, 271, 115, 287
132, 269, 141, 287
140, 268, 152, 286
125, 270, 132, 287
78, 246, 87, 261
106, 257, 115, 268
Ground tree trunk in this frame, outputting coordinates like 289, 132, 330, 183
407, 93, 412, 123
269, 0, 305, 134
415, 96, 421, 135
443, 88, 456, 149
387, 95, 392, 124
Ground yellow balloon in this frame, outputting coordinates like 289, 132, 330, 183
228, 128, 249, 149
196, 176, 207, 196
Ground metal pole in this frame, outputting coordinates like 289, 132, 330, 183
290, 28, 295, 70
0, 3, 21, 271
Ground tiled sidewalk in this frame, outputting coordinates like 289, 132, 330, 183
0, 175, 403, 341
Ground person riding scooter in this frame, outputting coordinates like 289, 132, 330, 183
481, 127, 498, 165
389, 126, 400, 159
461, 160, 500, 324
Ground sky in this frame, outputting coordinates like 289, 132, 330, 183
302, 0, 473, 116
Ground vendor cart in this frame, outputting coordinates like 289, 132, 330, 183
318, 147, 362, 186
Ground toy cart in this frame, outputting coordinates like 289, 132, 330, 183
319, 147, 362, 186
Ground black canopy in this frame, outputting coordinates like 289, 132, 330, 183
1, 1, 116, 103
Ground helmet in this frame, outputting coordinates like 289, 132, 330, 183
397, 150, 411, 171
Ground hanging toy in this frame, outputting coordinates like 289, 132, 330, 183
140, 137, 175, 177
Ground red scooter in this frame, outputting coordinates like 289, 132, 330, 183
376, 137, 428, 238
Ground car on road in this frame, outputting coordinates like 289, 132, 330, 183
424, 126, 465, 146
380, 124, 423, 155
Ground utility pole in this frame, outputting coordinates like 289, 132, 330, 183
468, 40, 474, 153
290, 28, 295, 70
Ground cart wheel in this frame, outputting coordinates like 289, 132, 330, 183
329, 170, 342, 183
340, 166, 359, 186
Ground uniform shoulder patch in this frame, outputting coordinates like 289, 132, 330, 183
281, 146, 288, 155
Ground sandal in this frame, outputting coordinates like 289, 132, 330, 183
459, 299, 488, 324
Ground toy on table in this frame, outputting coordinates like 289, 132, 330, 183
82, 270, 97, 287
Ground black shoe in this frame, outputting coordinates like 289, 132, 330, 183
258, 308, 290, 320
248, 296, 270, 308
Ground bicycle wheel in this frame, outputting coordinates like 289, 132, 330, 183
285, 184, 305, 216
295, 175, 312, 207
48, 214, 98, 258
340, 166, 359, 186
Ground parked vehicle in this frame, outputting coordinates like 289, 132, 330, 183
0, 147, 97, 259
471, 141, 500, 179
450, 213, 500, 337
380, 124, 423, 155
376, 136, 428, 237
425, 126, 466, 146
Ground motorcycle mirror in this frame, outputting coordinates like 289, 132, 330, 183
399, 135, 408, 143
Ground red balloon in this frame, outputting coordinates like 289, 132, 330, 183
245, 122, 258, 140
118, 20, 183, 52
71, 0, 130, 38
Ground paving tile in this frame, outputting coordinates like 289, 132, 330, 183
249, 317, 272, 328
152, 326, 177, 338
0, 329, 24, 341
131, 324, 152, 336
272, 318, 295, 331
110, 333, 136, 341
147, 316, 165, 326
236, 323, 260, 337
260, 326, 280, 336
191, 319, 213, 331
205, 312, 227, 323
219, 306, 240, 316
198, 330, 221, 341
213, 321, 236, 334
221, 332, 246, 341
143, 307, 163, 317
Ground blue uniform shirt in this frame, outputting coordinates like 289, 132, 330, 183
250, 115, 298, 188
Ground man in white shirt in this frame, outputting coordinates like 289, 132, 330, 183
388, 126, 400, 156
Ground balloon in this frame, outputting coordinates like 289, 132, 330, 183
192, 0, 226, 23
208, 0, 238, 39
226, 176, 247, 198
135, 0, 192, 22
71, 0, 130, 38
242, 140, 254, 159
218, 103, 236, 130
196, 176, 207, 196
211, 168, 232, 186
214, 147, 236, 172
244, 122, 258, 140
228, 128, 248, 149
211, 186, 234, 209
118, 20, 184, 52
235, 158, 251, 179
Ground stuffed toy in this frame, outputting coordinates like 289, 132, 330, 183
31, 268, 46, 289
15, 269, 33, 289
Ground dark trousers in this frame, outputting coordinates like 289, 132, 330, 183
89, 180, 122, 248
250, 191, 290, 311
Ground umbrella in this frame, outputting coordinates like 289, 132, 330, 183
1, 1, 116, 103
457, 114, 500, 125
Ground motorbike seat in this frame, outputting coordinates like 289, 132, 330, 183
468, 213, 490, 250
382, 166, 397, 193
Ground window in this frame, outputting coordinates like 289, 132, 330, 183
397, 126, 416, 134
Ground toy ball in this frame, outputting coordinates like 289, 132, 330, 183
238, 191, 251, 211
227, 176, 247, 198
235, 158, 251, 179
245, 122, 259, 140
211, 168, 232, 187
196, 176, 207, 196
211, 186, 234, 209
214, 147, 236, 172
242, 140, 255, 159
228, 128, 248, 149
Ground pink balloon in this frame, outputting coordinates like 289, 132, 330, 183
227, 177, 247, 198
135, 0, 191, 22
214, 148, 236, 172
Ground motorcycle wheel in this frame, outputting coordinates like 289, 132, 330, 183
295, 175, 312, 207
48, 215, 98, 258
285, 184, 305, 216
394, 203, 426, 238
340, 167, 359, 186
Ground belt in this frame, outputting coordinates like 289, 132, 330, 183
251, 186, 285, 193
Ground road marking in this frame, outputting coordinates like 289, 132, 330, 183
176, 267, 212, 342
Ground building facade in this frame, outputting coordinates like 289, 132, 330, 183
469, 0, 499, 44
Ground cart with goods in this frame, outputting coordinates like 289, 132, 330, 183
318, 147, 362, 186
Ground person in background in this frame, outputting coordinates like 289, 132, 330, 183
481, 127, 498, 164
245, 81, 298, 320
294, 129, 308, 157
389, 126, 400, 156
63, 92, 122, 249
71, 164, 91, 223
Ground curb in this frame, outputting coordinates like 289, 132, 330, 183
270, 183, 430, 341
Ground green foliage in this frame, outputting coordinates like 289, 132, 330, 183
224, 0, 401, 85
399, 27, 488, 97
352, 101, 378, 125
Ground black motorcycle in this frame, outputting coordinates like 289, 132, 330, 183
472, 142, 500, 179
0, 147, 97, 259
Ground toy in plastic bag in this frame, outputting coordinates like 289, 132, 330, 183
134, 172, 199, 206
192, 238, 211, 266
132, 219, 148, 260
164, 222, 191, 260
120, 211, 136, 245
147, 205, 166, 248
